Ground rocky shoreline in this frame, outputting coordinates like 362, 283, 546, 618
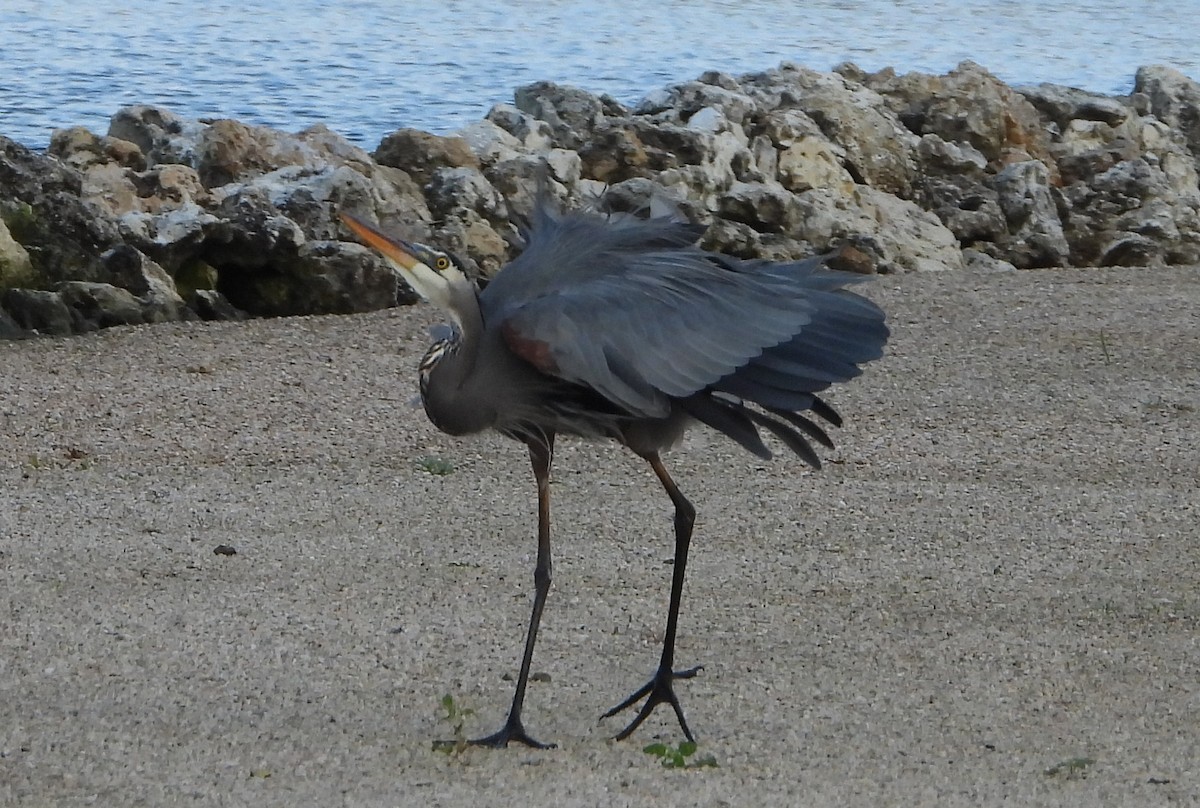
2, 60, 1198, 339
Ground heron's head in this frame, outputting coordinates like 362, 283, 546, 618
340, 212, 472, 318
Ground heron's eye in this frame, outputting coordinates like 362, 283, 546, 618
435, 256, 451, 271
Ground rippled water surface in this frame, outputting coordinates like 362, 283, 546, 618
1, 0, 1196, 149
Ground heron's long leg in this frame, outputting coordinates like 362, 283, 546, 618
470, 435, 556, 749
601, 451, 703, 742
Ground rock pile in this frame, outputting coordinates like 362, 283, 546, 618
2, 60, 1198, 338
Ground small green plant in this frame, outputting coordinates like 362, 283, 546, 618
642, 741, 718, 769
416, 455, 456, 476
22, 449, 94, 473
1143, 397, 1195, 414
432, 694, 476, 754
1097, 330, 1112, 365
1045, 756, 1095, 780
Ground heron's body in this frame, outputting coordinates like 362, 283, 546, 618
342, 199, 888, 748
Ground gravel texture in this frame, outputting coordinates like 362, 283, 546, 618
2, 267, 1198, 806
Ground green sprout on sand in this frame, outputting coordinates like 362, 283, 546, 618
432, 694, 476, 754
1044, 756, 1096, 780
642, 740, 718, 769
1098, 329, 1112, 365
416, 455, 456, 476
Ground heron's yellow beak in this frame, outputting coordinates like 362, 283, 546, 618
340, 212, 420, 271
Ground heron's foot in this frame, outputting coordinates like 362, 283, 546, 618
600, 664, 703, 742
468, 715, 556, 750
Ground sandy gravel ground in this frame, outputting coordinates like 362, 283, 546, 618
2, 267, 1198, 807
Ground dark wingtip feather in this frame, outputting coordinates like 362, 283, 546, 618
810, 396, 843, 428
681, 395, 773, 460
765, 407, 836, 450
745, 409, 822, 469
681, 394, 832, 468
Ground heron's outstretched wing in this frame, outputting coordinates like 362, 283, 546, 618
481, 203, 706, 320
497, 247, 887, 418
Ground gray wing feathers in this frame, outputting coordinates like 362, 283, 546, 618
500, 253, 886, 418
500, 253, 834, 416
482, 205, 706, 317
489, 206, 888, 423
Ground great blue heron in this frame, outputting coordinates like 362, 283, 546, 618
342, 199, 888, 749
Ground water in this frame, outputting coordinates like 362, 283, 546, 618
1, 0, 1196, 151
